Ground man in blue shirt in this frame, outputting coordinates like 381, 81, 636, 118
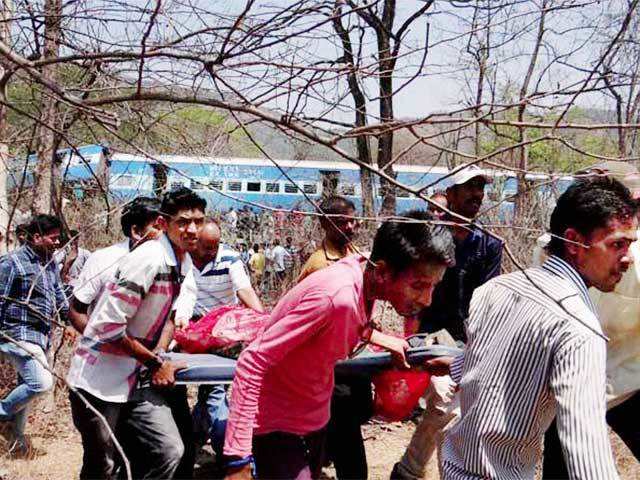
418, 167, 503, 341
393, 165, 503, 480
0, 214, 68, 456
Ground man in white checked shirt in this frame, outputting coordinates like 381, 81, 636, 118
434, 177, 637, 480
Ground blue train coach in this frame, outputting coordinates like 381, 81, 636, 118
9, 144, 572, 215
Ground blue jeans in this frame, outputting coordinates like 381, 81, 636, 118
192, 384, 229, 458
0, 341, 53, 437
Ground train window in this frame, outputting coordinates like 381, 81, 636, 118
266, 182, 280, 193
397, 188, 410, 198
246, 181, 262, 193
284, 183, 299, 194
112, 175, 137, 188
227, 181, 242, 192
340, 183, 356, 196
303, 183, 318, 194
169, 179, 191, 190
192, 179, 206, 190
210, 180, 224, 190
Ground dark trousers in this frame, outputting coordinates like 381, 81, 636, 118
69, 387, 185, 480
326, 376, 373, 480
165, 385, 196, 479
543, 391, 640, 479
253, 428, 327, 480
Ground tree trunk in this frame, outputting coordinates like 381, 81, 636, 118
0, 144, 8, 254
332, 3, 375, 218
514, 0, 547, 219
376, 1, 397, 216
0, 0, 12, 251
31, 0, 62, 214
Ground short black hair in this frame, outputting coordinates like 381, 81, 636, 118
25, 214, 62, 239
15, 222, 29, 236
15, 223, 29, 245
121, 196, 161, 238
253, 243, 259, 251
549, 177, 637, 256
318, 195, 356, 216
370, 210, 455, 273
161, 187, 206, 217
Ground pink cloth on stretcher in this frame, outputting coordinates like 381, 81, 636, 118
174, 305, 268, 354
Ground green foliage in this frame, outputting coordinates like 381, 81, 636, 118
175, 107, 226, 126
479, 105, 617, 174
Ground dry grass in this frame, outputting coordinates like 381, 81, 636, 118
1, 402, 638, 480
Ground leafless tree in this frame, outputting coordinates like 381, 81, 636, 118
0, 0, 638, 249
0, 0, 11, 252
31, 0, 62, 214
601, 1, 640, 158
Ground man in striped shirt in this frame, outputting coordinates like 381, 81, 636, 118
436, 178, 637, 479
67, 187, 206, 479
189, 218, 263, 317
394, 165, 502, 480
189, 218, 264, 465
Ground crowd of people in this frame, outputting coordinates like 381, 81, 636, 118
0, 161, 639, 480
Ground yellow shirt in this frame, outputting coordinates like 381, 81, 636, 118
297, 239, 360, 282
249, 252, 266, 274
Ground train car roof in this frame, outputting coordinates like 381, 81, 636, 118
111, 153, 453, 174
111, 153, 575, 182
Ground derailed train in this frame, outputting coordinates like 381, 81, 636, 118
9, 143, 573, 215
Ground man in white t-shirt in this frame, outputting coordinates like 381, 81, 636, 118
284, 236, 298, 271
269, 238, 290, 281
190, 218, 264, 463
226, 208, 238, 231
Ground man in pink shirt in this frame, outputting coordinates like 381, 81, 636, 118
223, 210, 456, 479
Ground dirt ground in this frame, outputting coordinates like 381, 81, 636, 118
1, 394, 638, 480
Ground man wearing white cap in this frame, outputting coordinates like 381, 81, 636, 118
392, 164, 503, 480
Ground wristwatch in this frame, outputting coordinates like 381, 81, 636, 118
143, 353, 165, 370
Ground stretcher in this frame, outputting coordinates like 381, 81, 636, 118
166, 344, 462, 385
